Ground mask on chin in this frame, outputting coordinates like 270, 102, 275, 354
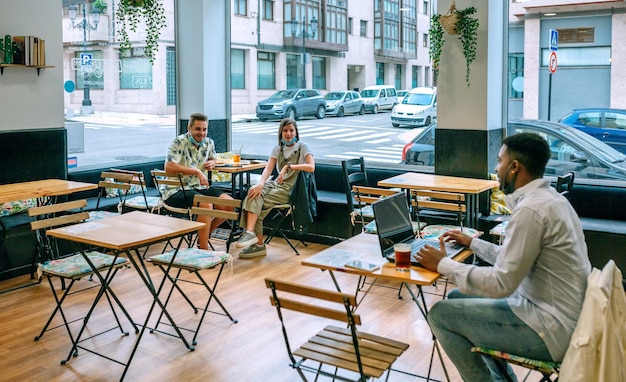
499, 162, 518, 195
281, 136, 298, 146
188, 134, 206, 146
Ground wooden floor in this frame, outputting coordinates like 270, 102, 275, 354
0, 237, 529, 382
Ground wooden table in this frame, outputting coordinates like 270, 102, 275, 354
378, 172, 498, 228
46, 211, 205, 380
303, 232, 472, 382
0, 179, 98, 204
214, 160, 266, 198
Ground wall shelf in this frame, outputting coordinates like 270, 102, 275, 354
0, 64, 55, 76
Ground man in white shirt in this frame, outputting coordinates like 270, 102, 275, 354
417, 133, 592, 381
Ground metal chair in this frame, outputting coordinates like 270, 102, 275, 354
266, 277, 409, 382
341, 157, 369, 236
29, 199, 134, 349
193, 194, 243, 252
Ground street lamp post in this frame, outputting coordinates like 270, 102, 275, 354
68, 4, 100, 115
290, 16, 318, 88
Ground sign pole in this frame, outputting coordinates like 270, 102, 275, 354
548, 73, 552, 121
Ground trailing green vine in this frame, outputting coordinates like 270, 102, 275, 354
115, 0, 167, 64
428, 6, 479, 87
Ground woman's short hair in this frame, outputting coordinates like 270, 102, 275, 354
277, 118, 299, 146
502, 133, 550, 178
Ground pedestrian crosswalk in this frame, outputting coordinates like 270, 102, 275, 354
232, 123, 406, 163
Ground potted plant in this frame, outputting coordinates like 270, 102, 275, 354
429, 1, 479, 87
92, 0, 108, 14
115, 0, 167, 64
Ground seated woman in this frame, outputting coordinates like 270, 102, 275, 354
235, 118, 315, 258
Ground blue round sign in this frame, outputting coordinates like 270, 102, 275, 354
64, 80, 76, 93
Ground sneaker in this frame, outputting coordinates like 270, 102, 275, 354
239, 243, 267, 259
235, 231, 258, 248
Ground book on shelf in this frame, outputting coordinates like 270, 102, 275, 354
12, 36, 25, 65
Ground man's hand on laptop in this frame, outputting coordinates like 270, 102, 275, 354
415, 236, 447, 272
441, 230, 473, 248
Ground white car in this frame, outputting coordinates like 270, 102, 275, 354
391, 87, 437, 128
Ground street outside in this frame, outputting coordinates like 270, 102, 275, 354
66, 111, 423, 168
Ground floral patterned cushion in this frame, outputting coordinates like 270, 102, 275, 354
471, 346, 560, 375
212, 152, 233, 183
124, 195, 161, 211
88, 210, 120, 221
40, 252, 128, 278
489, 173, 511, 215
0, 198, 36, 217
364, 220, 424, 234
104, 177, 147, 198
489, 221, 508, 237
421, 225, 481, 240
149, 248, 232, 271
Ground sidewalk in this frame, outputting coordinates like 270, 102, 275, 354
65, 111, 259, 125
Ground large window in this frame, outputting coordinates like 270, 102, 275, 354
312, 56, 326, 90
325, 2, 347, 44
234, 0, 247, 16
412, 65, 419, 88
376, 62, 385, 85
231, 49, 245, 89
75, 50, 104, 90
508, 54, 523, 99
257, 52, 276, 89
263, 0, 274, 20
286, 53, 300, 88
360, 20, 367, 37
120, 50, 152, 90
395, 64, 402, 90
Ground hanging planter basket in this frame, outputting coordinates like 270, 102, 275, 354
439, 1, 459, 35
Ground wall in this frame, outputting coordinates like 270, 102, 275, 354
0, 0, 64, 132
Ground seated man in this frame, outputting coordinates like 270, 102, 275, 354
162, 112, 233, 250
417, 133, 592, 381
235, 118, 315, 259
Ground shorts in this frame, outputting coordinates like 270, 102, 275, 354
164, 187, 223, 209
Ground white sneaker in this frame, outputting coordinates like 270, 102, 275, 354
235, 231, 258, 248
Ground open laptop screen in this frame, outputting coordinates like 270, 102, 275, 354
372, 193, 415, 256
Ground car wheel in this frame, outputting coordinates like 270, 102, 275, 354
315, 105, 326, 119
359, 105, 365, 115
372, 105, 379, 114
337, 107, 345, 118
425, 116, 431, 125
392, 123, 400, 128
286, 108, 296, 120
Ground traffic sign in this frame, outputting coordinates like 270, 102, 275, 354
549, 51, 558, 74
80, 53, 93, 67
549, 29, 558, 51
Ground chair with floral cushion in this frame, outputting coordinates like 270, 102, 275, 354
29, 199, 134, 348
471, 346, 560, 382
411, 189, 467, 238
147, 202, 238, 346
109, 168, 162, 214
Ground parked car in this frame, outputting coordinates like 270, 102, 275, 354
396, 89, 409, 104
256, 89, 326, 121
324, 91, 365, 117
559, 108, 626, 154
360, 85, 397, 114
391, 87, 437, 128
401, 120, 626, 180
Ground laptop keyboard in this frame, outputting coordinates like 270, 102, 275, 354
410, 239, 439, 254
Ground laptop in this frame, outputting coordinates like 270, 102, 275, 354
372, 193, 465, 265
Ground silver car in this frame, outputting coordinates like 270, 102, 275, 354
324, 91, 365, 117
256, 89, 326, 121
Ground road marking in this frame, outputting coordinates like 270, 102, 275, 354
341, 131, 396, 141
315, 130, 373, 140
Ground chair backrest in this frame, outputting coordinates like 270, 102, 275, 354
110, 168, 151, 210
151, 169, 191, 216
191, 194, 242, 222
352, 185, 399, 206
411, 189, 466, 229
556, 171, 575, 200
96, 170, 134, 210
341, 157, 368, 210
265, 277, 361, 325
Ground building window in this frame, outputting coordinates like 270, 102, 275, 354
283, 0, 320, 39
166, 47, 176, 106
423, 33, 428, 47
263, 0, 274, 20
360, 20, 367, 37
119, 49, 152, 89
257, 51, 275, 89
234, 0, 247, 16
75, 50, 104, 90
423, 1, 429, 15
348, 17, 353, 35
376, 62, 385, 85
412, 65, 419, 88
395, 64, 402, 90
508, 54, 524, 99
286, 53, 300, 89
231, 49, 245, 89
403, 24, 416, 54
325, 2, 347, 44
312, 56, 326, 90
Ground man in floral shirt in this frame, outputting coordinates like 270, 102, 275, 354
163, 112, 233, 250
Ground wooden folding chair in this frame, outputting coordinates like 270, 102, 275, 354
263, 203, 305, 255
341, 157, 369, 236
29, 199, 134, 350
471, 346, 560, 382
109, 168, 162, 213
411, 189, 466, 237
151, 169, 195, 249
265, 277, 409, 382
352, 185, 401, 233
193, 194, 243, 252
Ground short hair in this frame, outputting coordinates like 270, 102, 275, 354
502, 133, 550, 178
277, 118, 299, 146
188, 112, 208, 127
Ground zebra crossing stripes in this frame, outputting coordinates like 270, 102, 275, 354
324, 145, 405, 163
232, 123, 396, 143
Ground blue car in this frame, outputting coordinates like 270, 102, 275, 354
559, 108, 626, 154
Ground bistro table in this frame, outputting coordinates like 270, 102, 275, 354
46, 211, 205, 381
302, 232, 472, 382
378, 172, 498, 228
214, 160, 266, 198
0, 179, 98, 205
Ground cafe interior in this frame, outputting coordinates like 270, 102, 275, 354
1, 1, 624, 381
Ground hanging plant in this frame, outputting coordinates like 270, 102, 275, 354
429, 1, 479, 87
115, 0, 167, 64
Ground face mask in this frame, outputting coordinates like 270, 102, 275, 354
500, 162, 518, 195
188, 134, 206, 146
281, 136, 298, 146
